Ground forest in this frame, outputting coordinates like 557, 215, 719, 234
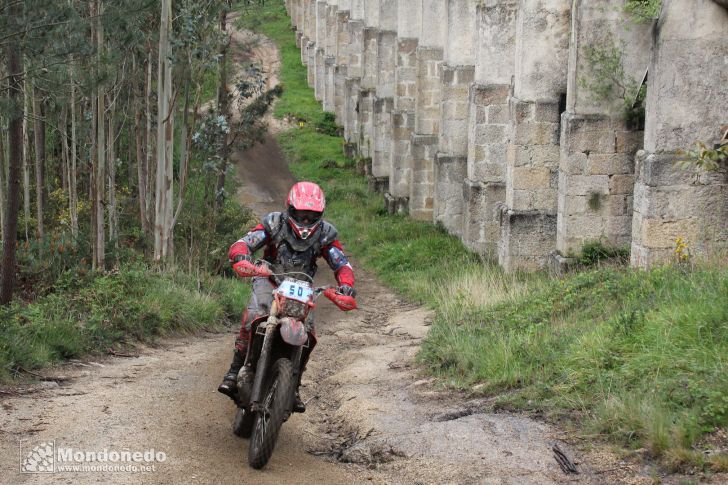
0, 0, 275, 306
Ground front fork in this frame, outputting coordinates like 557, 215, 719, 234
249, 320, 277, 412
248, 318, 305, 414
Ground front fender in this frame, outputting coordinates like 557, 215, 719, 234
279, 317, 308, 347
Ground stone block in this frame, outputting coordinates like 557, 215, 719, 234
471, 84, 510, 106
608, 194, 633, 216
470, 153, 507, 183
558, 194, 588, 216
568, 130, 616, 155
443, 99, 470, 120
587, 153, 635, 175
608, 174, 636, 195
412, 133, 438, 146
475, 125, 507, 145
416, 46, 444, 62
562, 174, 610, 196
475, 106, 487, 124
513, 122, 559, 146
562, 113, 613, 134
641, 217, 700, 249
455, 66, 475, 84
607, 216, 633, 241
392, 111, 414, 136
514, 188, 558, 213
343, 142, 357, 159
615, 130, 644, 154
398, 37, 418, 52
511, 144, 561, 168
463, 179, 505, 258
384, 192, 409, 215
435, 154, 468, 182
486, 105, 510, 125
548, 252, 578, 276
368, 176, 389, 194
534, 101, 561, 123
562, 215, 606, 240
561, 152, 588, 175
441, 66, 455, 84
373, 96, 393, 114
636, 183, 726, 220
513, 101, 534, 123
434, 154, 467, 235
637, 152, 698, 187
512, 167, 552, 190
498, 210, 558, 272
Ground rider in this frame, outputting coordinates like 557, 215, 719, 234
218, 181, 356, 412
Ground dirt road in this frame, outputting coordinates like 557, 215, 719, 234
0, 120, 568, 485
0, 22, 653, 485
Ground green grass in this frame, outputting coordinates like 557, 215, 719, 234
0, 264, 248, 381
241, 0, 728, 472
422, 266, 728, 466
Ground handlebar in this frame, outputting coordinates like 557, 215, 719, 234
232, 259, 357, 311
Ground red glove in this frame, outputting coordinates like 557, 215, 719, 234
232, 260, 271, 278
323, 287, 357, 311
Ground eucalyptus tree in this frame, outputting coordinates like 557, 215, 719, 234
1, 0, 268, 299
154, 0, 238, 262
1, 0, 24, 305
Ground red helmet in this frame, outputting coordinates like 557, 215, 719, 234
286, 182, 325, 239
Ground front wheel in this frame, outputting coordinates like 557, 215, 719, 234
233, 408, 254, 438
248, 358, 294, 469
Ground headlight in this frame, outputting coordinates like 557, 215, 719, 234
281, 298, 308, 320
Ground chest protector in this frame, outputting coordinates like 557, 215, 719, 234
262, 212, 338, 278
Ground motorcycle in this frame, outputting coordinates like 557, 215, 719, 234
230, 259, 357, 469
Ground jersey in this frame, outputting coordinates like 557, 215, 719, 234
228, 211, 355, 287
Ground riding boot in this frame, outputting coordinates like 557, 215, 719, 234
218, 349, 245, 399
293, 368, 306, 413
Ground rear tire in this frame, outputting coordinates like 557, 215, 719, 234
233, 408, 254, 438
248, 358, 294, 469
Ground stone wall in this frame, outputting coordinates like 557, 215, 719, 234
556, 0, 652, 261
463, 2, 516, 257
631, 0, 728, 267
290, 0, 728, 272
433, 0, 477, 236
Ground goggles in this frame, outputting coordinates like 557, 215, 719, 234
288, 207, 322, 226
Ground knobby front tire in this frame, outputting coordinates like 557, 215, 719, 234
248, 357, 294, 469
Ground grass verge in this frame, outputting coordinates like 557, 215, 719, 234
0, 264, 248, 382
241, 0, 728, 473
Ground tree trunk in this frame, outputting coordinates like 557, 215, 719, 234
135, 92, 150, 238
214, 7, 230, 213
173, 78, 199, 227
60, 107, 69, 194
154, 0, 174, 262
90, 94, 97, 265
93, 0, 106, 270
22, 78, 31, 241
1, 7, 24, 305
135, 53, 150, 242
60, 106, 70, 224
145, 45, 155, 239
69, 60, 79, 240
32, 85, 46, 240
0, 116, 6, 244
108, 99, 118, 251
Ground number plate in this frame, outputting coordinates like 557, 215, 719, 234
277, 279, 313, 303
